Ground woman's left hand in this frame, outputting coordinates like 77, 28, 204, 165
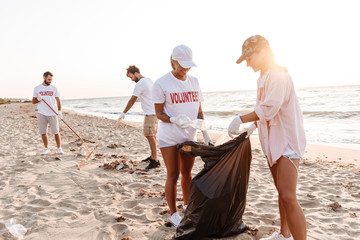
201, 130, 213, 145
239, 123, 256, 138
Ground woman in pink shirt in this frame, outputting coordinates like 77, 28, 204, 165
228, 35, 306, 240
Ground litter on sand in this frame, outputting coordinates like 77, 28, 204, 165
5, 218, 27, 240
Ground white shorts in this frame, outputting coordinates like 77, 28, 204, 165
282, 145, 300, 160
158, 140, 176, 148
282, 145, 300, 171
38, 113, 59, 135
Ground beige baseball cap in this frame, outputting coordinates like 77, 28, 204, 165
171, 45, 197, 68
236, 35, 270, 64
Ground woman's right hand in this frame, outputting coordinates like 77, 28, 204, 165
170, 114, 193, 129
227, 116, 243, 138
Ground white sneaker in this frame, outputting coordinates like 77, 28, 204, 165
169, 212, 182, 227
260, 231, 293, 240
41, 148, 50, 155
57, 148, 64, 154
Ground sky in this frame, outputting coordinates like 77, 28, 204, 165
1, 0, 360, 100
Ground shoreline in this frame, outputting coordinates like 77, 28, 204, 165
64, 107, 360, 172
85, 119, 360, 174
62, 106, 360, 152
109, 117, 360, 172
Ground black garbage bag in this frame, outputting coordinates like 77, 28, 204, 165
173, 132, 252, 240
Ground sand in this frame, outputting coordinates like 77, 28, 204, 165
0, 102, 359, 240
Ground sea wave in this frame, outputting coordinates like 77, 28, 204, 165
204, 110, 253, 116
204, 110, 360, 119
302, 110, 360, 119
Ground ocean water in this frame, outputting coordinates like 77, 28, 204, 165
62, 85, 360, 148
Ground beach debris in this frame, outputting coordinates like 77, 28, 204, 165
95, 153, 127, 160
306, 193, 316, 199
124, 161, 133, 169
164, 221, 173, 227
83, 138, 95, 143
158, 202, 167, 207
328, 201, 342, 211
137, 173, 148, 178
349, 212, 357, 218
5, 218, 27, 240
78, 146, 88, 156
139, 189, 165, 198
101, 158, 137, 170
107, 144, 118, 149
77, 152, 87, 157
95, 153, 105, 159
342, 182, 353, 190
246, 227, 259, 236
153, 183, 164, 188
107, 143, 126, 149
116, 163, 124, 170
77, 145, 99, 170
253, 149, 262, 154
115, 215, 126, 222
50, 194, 60, 199
25, 151, 36, 156
160, 209, 170, 215
120, 237, 133, 240
55, 157, 62, 161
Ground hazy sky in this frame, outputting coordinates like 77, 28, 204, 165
1, 0, 359, 99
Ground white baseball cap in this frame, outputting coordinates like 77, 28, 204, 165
171, 45, 197, 68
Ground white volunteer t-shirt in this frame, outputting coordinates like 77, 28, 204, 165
133, 77, 155, 115
33, 84, 60, 116
152, 72, 203, 145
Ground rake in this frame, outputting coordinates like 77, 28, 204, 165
41, 99, 96, 169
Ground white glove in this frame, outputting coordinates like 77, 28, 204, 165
239, 123, 257, 138
58, 110, 63, 119
228, 116, 243, 138
37, 95, 42, 102
170, 114, 193, 129
118, 112, 125, 120
201, 130, 213, 145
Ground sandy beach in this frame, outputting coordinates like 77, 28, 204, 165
0, 102, 359, 240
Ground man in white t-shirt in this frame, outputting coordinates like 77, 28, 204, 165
32, 71, 64, 155
118, 65, 160, 169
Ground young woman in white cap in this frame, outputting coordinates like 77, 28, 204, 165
228, 35, 306, 240
152, 45, 212, 227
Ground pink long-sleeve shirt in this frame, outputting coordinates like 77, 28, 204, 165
254, 69, 306, 167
